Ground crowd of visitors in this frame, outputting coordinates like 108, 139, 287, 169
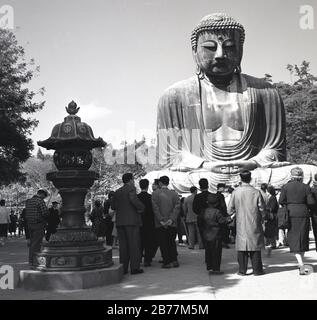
0, 201, 31, 245
108, 167, 317, 276
0, 166, 316, 276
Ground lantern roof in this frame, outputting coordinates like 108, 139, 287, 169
37, 101, 106, 150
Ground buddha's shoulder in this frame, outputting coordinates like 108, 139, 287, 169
161, 76, 198, 97
241, 74, 274, 90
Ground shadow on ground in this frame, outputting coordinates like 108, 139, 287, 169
0, 236, 316, 299
0, 238, 241, 300
263, 239, 317, 275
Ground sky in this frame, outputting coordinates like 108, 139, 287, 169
1, 0, 317, 152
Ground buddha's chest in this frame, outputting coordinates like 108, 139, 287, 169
201, 87, 248, 147
202, 89, 245, 131
203, 102, 244, 131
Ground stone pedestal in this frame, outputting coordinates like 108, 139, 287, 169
19, 264, 123, 291
35, 238, 113, 271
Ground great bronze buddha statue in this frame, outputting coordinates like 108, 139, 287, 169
144, 13, 317, 193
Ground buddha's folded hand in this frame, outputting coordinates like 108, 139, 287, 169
169, 166, 192, 172
202, 160, 258, 174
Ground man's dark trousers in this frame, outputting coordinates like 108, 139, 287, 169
237, 251, 263, 274
141, 226, 158, 263
117, 225, 141, 272
205, 239, 222, 271
157, 226, 177, 264
28, 223, 45, 265
221, 225, 230, 244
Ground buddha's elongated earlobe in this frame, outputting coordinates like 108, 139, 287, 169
195, 64, 201, 76
193, 50, 203, 79
235, 65, 242, 74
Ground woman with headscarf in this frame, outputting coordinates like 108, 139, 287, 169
279, 167, 316, 275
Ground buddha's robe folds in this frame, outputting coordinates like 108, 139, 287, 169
145, 74, 317, 193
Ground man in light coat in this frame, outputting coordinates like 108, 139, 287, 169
111, 173, 145, 275
227, 170, 266, 276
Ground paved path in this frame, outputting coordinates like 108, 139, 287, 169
0, 235, 317, 300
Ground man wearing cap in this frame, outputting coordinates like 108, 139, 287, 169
25, 189, 49, 266
45, 201, 60, 241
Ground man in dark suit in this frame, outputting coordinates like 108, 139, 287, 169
193, 180, 227, 219
193, 179, 227, 270
137, 179, 158, 267
111, 173, 145, 275
152, 176, 181, 268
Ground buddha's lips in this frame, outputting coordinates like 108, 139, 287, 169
213, 63, 227, 68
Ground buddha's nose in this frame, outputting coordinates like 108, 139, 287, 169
215, 46, 225, 59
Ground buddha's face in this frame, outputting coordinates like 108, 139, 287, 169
193, 30, 242, 78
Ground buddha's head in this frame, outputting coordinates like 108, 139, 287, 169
191, 13, 245, 80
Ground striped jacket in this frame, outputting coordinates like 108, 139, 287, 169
25, 195, 49, 224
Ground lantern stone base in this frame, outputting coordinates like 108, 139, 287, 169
33, 237, 113, 271
19, 264, 123, 291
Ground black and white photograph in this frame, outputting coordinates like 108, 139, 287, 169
0, 0, 317, 306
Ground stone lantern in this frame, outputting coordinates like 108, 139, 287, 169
20, 101, 122, 290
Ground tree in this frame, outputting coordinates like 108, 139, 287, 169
275, 61, 317, 165
86, 140, 153, 206
286, 61, 317, 86
0, 29, 45, 185
22, 155, 55, 189
0, 149, 57, 209
36, 148, 45, 161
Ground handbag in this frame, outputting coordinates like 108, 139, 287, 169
277, 206, 290, 229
